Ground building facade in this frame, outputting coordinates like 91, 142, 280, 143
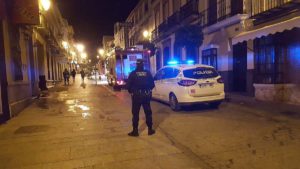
114, 22, 133, 50
0, 0, 76, 120
121, 0, 300, 105
233, 0, 300, 104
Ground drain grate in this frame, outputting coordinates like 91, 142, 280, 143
14, 125, 51, 134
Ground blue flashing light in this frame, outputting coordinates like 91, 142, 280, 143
186, 60, 195, 64
167, 60, 178, 65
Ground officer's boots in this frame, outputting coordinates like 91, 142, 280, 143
148, 127, 155, 136
128, 128, 139, 137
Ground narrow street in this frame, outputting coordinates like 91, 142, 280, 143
0, 76, 299, 169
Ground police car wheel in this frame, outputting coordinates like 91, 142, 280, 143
169, 94, 180, 111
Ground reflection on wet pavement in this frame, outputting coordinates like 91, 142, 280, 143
82, 112, 92, 119
36, 99, 49, 109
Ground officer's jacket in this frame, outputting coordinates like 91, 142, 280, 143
127, 69, 155, 94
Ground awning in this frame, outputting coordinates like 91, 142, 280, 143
233, 16, 300, 45
203, 30, 228, 50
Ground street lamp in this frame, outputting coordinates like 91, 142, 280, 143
143, 30, 150, 39
76, 43, 85, 53
62, 41, 69, 49
81, 52, 87, 59
41, 0, 51, 11
98, 48, 105, 56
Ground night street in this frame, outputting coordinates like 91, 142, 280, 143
1, 0, 300, 168
0, 77, 299, 169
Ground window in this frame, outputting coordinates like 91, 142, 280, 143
155, 5, 160, 28
202, 48, 218, 69
163, 0, 169, 21
163, 68, 180, 79
154, 69, 165, 80
144, 2, 149, 13
173, 0, 181, 12
254, 28, 300, 84
219, 0, 226, 20
9, 26, 23, 81
251, 0, 292, 16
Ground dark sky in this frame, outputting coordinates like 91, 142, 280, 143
56, 0, 139, 57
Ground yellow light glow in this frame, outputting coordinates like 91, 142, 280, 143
143, 30, 149, 38
41, 0, 51, 11
70, 51, 76, 56
76, 44, 85, 53
98, 49, 105, 56
81, 53, 87, 59
62, 41, 69, 49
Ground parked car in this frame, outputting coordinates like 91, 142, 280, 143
152, 64, 225, 111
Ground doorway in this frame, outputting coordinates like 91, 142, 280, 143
208, 0, 217, 25
156, 50, 161, 71
233, 42, 247, 92
36, 42, 45, 76
0, 21, 9, 120
163, 47, 170, 66
27, 37, 36, 96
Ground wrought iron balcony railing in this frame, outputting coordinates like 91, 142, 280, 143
251, 0, 296, 16
152, 0, 199, 41
250, 0, 300, 24
199, 0, 244, 27
179, 0, 199, 21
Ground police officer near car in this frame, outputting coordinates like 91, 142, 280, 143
127, 59, 155, 137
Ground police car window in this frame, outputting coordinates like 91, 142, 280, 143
154, 69, 163, 80
164, 68, 179, 79
183, 67, 219, 79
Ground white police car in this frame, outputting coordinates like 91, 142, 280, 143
152, 63, 225, 111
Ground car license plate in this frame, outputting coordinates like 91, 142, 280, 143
199, 83, 214, 88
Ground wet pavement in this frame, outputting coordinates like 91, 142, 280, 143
0, 76, 204, 169
0, 75, 300, 169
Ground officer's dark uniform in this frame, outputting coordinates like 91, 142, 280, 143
127, 59, 155, 137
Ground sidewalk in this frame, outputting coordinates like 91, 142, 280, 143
227, 93, 300, 118
0, 77, 204, 169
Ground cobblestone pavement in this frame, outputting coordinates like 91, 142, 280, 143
0, 76, 300, 169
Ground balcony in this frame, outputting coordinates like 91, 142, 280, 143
151, 13, 179, 42
250, 0, 300, 25
152, 0, 199, 42
179, 0, 199, 23
198, 0, 247, 33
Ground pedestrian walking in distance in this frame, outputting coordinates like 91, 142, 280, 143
71, 69, 76, 83
126, 59, 155, 137
80, 69, 86, 82
63, 69, 70, 85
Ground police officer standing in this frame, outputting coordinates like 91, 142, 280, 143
127, 59, 155, 137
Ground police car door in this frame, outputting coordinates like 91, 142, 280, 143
160, 68, 176, 101
153, 69, 164, 99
